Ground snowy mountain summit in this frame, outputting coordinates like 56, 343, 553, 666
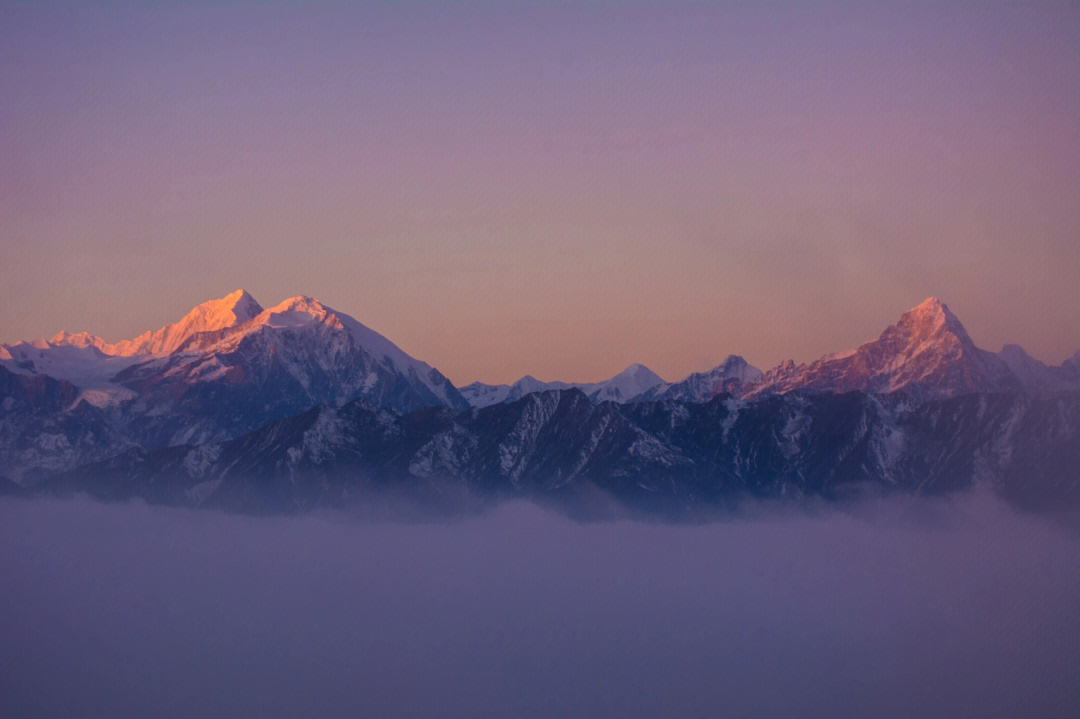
0, 291, 468, 478
640, 355, 763, 403
118, 289, 265, 355
2, 293, 1079, 483
749, 298, 1021, 399
27, 289, 264, 358
459, 363, 668, 408
124, 293, 467, 412
590, 364, 667, 402
460, 297, 1079, 408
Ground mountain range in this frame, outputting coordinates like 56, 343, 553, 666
461, 298, 1080, 403
2, 291, 1078, 514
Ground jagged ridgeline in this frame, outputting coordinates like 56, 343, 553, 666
2, 292, 1078, 514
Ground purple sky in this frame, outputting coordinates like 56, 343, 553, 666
2, 2, 1078, 384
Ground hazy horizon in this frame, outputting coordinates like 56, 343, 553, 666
3, 1, 1079, 384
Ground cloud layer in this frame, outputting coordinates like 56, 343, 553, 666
2, 492, 1078, 718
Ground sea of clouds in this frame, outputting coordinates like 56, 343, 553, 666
2, 490, 1078, 718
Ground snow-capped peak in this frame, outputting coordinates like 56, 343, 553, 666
254, 295, 338, 330
241, 295, 424, 377
749, 297, 1014, 398
47, 331, 114, 353
112, 289, 264, 356
997, 344, 1080, 394
513, 375, 568, 394
162, 293, 467, 409
589, 364, 666, 401
638, 355, 762, 403
459, 364, 667, 407
707, 355, 764, 384
3, 290, 263, 358
892, 296, 971, 343
614, 363, 663, 381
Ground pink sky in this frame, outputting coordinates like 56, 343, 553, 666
2, 2, 1078, 384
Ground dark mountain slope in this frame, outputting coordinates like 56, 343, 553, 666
43, 389, 1080, 516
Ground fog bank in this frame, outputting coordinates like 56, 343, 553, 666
2, 493, 1078, 718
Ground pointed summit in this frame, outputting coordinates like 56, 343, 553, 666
997, 344, 1056, 393
117, 292, 469, 412
872, 297, 977, 360
911, 296, 949, 314
587, 364, 666, 402
615, 363, 664, 380
644, 355, 763, 403
907, 297, 951, 324
889, 297, 973, 346
221, 289, 263, 321
751, 298, 1015, 399
114, 289, 264, 355
459, 364, 667, 407
998, 344, 1080, 394
609, 363, 665, 387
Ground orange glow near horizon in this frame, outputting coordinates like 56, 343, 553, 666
2, 3, 1078, 385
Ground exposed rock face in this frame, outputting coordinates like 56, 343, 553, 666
0, 365, 133, 481
639, 355, 763, 403
43, 389, 1080, 516
748, 298, 1021, 400
460, 363, 668, 408
461, 299, 1079, 409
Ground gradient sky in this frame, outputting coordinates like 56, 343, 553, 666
2, 1, 1078, 385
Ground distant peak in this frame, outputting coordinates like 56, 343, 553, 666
223, 288, 260, 312
255, 296, 338, 330
904, 297, 955, 324
265, 295, 327, 314
215, 289, 262, 317
702, 354, 763, 383
48, 331, 109, 351
914, 296, 947, 312
616, 363, 663, 380
512, 375, 553, 393
112, 289, 265, 356
894, 297, 970, 343
717, 354, 750, 368
999, 343, 1030, 359
184, 289, 264, 325
998, 343, 1050, 379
